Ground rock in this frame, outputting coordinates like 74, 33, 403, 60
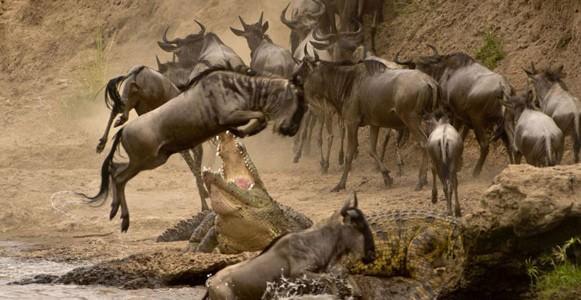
16, 249, 256, 289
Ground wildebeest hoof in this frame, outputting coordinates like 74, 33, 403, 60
431, 194, 438, 204
96, 139, 106, 153
109, 207, 119, 220
320, 161, 329, 174
338, 152, 345, 165
381, 171, 393, 187
121, 217, 130, 232
293, 155, 300, 164
414, 183, 424, 191
331, 184, 345, 192
455, 208, 462, 218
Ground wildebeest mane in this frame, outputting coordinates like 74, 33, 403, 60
104, 65, 146, 112
443, 52, 476, 70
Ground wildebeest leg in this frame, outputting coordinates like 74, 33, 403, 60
293, 111, 312, 163
321, 111, 335, 174
472, 126, 489, 177
368, 126, 393, 187
379, 128, 392, 163
431, 166, 438, 204
573, 132, 580, 163
180, 147, 209, 211
317, 113, 327, 173
331, 124, 358, 192
453, 172, 461, 217
228, 118, 268, 138
305, 113, 318, 156
500, 132, 515, 164
218, 111, 265, 137
460, 126, 470, 141
97, 109, 118, 153
514, 151, 523, 164
114, 98, 136, 128
338, 117, 345, 165
403, 116, 428, 190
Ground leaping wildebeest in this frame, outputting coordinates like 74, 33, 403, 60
395, 45, 515, 177
95, 65, 209, 211
524, 63, 580, 163
296, 55, 440, 191
502, 90, 564, 167
426, 112, 463, 217
230, 12, 296, 78
204, 192, 375, 300
80, 66, 307, 232
157, 20, 207, 67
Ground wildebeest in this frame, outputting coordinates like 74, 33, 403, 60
281, 0, 328, 53
204, 192, 375, 300
334, 0, 384, 53
155, 55, 192, 90
230, 13, 296, 78
524, 63, 580, 163
79, 66, 307, 232
95, 65, 209, 211
296, 55, 440, 191
426, 112, 463, 217
188, 32, 249, 80
157, 20, 207, 67
395, 45, 514, 177
502, 90, 564, 167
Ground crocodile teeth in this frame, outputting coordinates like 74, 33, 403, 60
202, 166, 211, 172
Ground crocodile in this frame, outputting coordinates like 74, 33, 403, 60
172, 131, 313, 253
158, 131, 465, 298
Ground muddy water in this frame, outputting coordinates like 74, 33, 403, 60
0, 242, 205, 299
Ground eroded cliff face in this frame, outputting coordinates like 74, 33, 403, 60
450, 164, 581, 298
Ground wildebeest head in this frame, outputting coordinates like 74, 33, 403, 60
230, 12, 270, 52
337, 192, 376, 265
157, 20, 207, 66
309, 19, 364, 61
155, 55, 192, 91
395, 45, 476, 81
523, 62, 568, 104
280, 0, 327, 32
271, 78, 307, 137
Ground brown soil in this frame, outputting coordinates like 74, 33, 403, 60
0, 0, 579, 276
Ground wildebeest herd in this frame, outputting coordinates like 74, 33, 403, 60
75, 1, 580, 298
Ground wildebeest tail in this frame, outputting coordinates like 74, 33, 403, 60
439, 138, 450, 181
104, 66, 147, 113
77, 128, 123, 206
545, 135, 555, 167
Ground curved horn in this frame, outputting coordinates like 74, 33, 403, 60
394, 50, 413, 65
427, 44, 439, 56
340, 191, 358, 216
162, 26, 179, 44
313, 26, 336, 42
303, 44, 310, 57
259, 11, 264, 24
193, 19, 206, 37
172, 53, 176, 63
238, 16, 248, 29
155, 55, 162, 69
280, 3, 299, 29
311, 0, 327, 18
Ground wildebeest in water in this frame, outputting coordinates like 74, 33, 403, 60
79, 66, 307, 232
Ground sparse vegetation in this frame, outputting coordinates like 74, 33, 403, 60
60, 27, 113, 119
475, 30, 505, 70
525, 237, 581, 300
